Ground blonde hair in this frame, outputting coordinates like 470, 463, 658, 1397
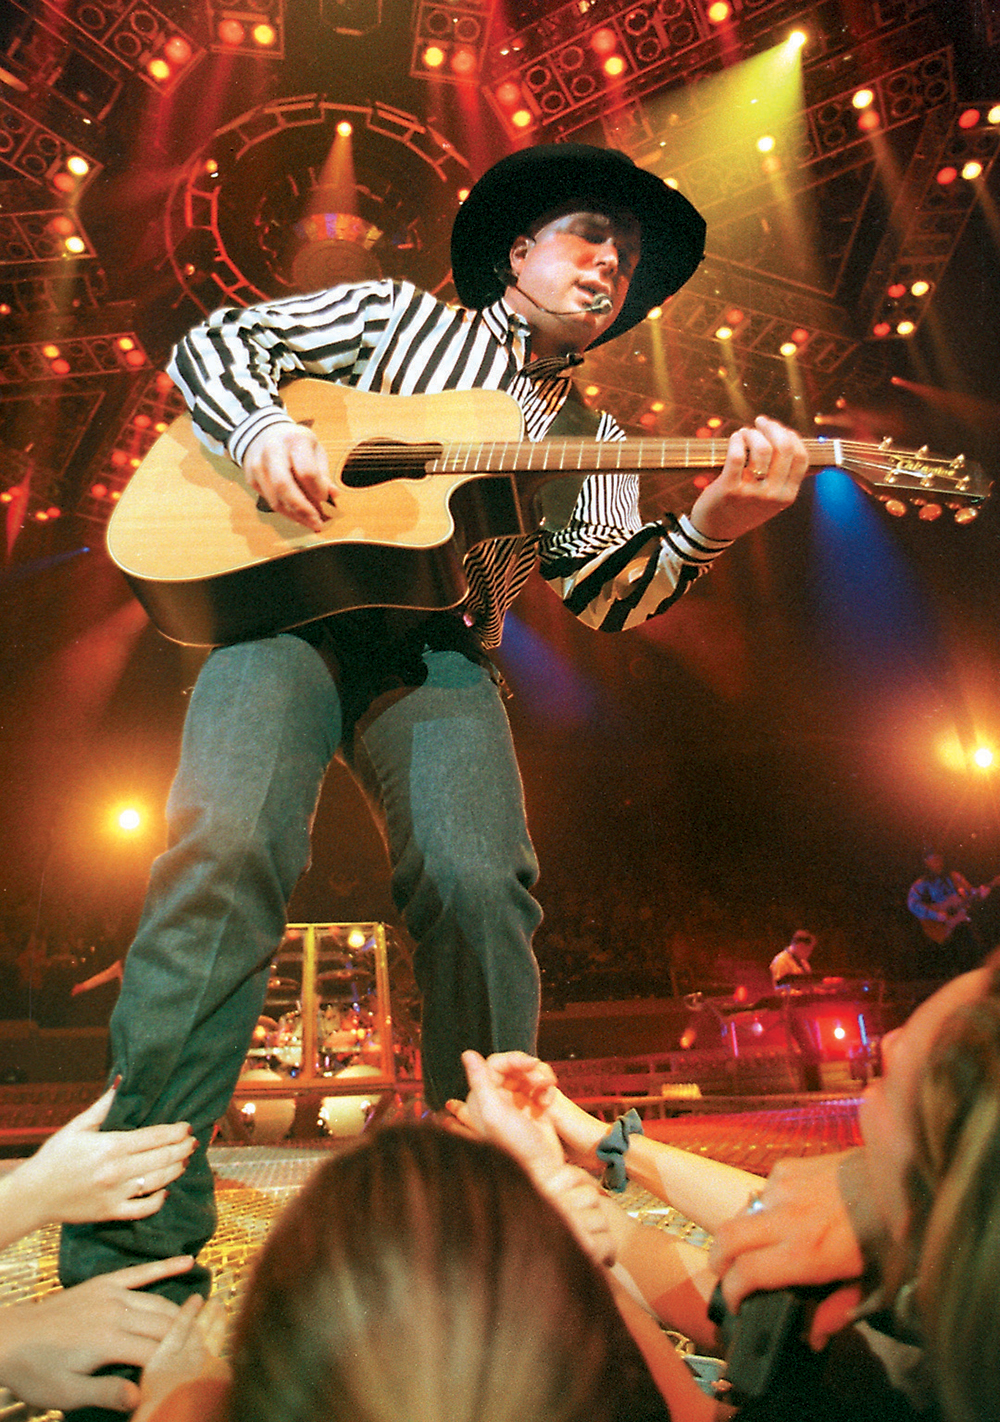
228, 1123, 656, 1422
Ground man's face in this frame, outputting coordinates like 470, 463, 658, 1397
925, 853, 945, 876
859, 966, 989, 1239
506, 209, 641, 354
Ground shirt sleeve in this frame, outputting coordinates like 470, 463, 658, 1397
537, 410, 732, 632
166, 280, 401, 467
906, 879, 936, 919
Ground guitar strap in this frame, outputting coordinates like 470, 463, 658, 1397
535, 386, 602, 530
545, 384, 602, 438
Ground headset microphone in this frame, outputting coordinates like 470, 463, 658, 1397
507, 278, 613, 318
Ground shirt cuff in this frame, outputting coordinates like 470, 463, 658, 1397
229, 406, 299, 468
673, 512, 733, 561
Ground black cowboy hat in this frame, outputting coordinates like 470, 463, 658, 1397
451, 143, 706, 349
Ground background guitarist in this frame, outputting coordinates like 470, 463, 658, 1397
907, 847, 999, 977
61, 143, 809, 1315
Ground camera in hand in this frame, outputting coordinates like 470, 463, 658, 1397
709, 1279, 838, 1406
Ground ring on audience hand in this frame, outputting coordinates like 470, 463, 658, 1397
746, 1190, 765, 1214
135, 1176, 146, 1194
753, 469, 768, 481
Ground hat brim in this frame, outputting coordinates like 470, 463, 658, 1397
451, 143, 706, 349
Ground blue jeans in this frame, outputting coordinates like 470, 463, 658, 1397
60, 633, 541, 1296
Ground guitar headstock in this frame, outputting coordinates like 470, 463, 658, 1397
832, 438, 992, 523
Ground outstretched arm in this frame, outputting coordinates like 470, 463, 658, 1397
486, 1056, 765, 1234
0, 1256, 194, 1414
0, 1087, 195, 1248
456, 1050, 615, 1268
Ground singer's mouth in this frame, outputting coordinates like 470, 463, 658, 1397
577, 283, 613, 309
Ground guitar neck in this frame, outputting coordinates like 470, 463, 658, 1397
419, 434, 984, 508
429, 435, 842, 475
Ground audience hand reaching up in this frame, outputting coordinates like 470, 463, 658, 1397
452, 1050, 616, 1268
133, 1293, 230, 1422
0, 1085, 195, 1248
0, 1256, 194, 1413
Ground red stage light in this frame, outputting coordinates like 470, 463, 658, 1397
857, 109, 880, 132
52, 172, 76, 194
164, 35, 192, 65
496, 81, 521, 106
91, 483, 108, 499
218, 18, 245, 44
50, 358, 71, 375
791, 328, 809, 344
450, 47, 477, 76
124, 349, 146, 367
133, 414, 152, 429
591, 27, 617, 54
872, 321, 891, 338
936, 166, 958, 185
958, 108, 981, 129
886, 282, 906, 299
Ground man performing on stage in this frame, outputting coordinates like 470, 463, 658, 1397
907, 847, 997, 977
61, 143, 808, 1305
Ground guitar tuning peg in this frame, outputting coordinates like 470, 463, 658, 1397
917, 445, 929, 457
950, 453, 966, 468
879, 435, 893, 449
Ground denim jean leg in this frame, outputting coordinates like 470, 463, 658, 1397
350, 650, 542, 1108
60, 634, 341, 1295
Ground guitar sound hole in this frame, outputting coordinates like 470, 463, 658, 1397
341, 438, 441, 488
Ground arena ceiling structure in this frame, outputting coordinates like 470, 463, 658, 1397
1, 0, 998, 532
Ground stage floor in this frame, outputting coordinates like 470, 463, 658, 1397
0, 1097, 862, 1419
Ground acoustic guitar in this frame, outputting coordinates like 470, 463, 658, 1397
920, 875, 1000, 943
106, 380, 991, 646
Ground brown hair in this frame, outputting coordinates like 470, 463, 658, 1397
228, 1123, 658, 1422
906, 960, 1000, 1422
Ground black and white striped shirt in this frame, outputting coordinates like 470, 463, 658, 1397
168, 279, 730, 649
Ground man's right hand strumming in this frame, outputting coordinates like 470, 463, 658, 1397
242, 423, 336, 533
